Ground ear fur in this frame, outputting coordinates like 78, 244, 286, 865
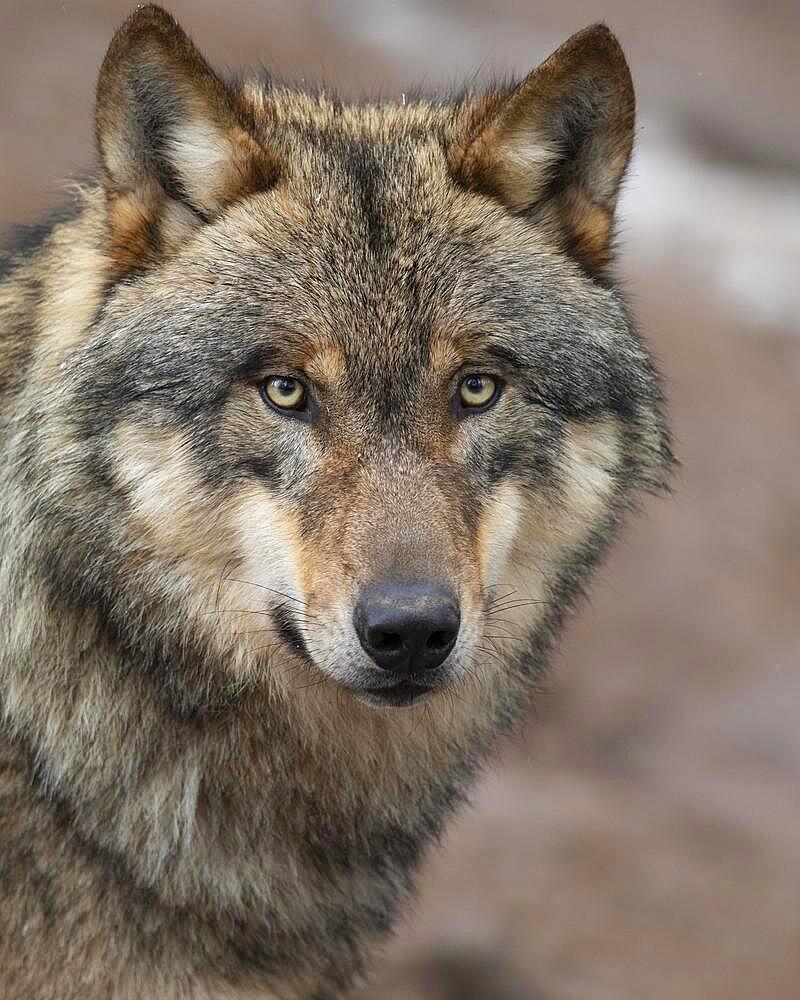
451, 24, 635, 275
95, 5, 277, 277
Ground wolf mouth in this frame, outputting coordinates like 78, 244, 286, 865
270, 606, 313, 663
355, 679, 436, 708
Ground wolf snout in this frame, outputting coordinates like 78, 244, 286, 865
353, 583, 460, 674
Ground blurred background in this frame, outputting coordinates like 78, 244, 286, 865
2, 1, 798, 997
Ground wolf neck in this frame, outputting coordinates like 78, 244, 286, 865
1, 580, 506, 922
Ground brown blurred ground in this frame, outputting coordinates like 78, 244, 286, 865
2, 2, 798, 998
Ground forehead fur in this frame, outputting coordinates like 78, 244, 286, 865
99, 82, 612, 350
242, 80, 467, 153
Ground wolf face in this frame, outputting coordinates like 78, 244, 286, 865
17, 7, 667, 724
0, 8, 672, 995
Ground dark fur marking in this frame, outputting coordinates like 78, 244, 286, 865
343, 137, 389, 258
271, 605, 312, 664
484, 342, 528, 374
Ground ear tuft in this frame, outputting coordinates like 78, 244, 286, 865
96, 5, 277, 276
451, 24, 635, 275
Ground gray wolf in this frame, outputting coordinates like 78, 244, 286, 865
0, 6, 672, 998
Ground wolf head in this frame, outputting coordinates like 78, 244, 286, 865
18, 7, 670, 722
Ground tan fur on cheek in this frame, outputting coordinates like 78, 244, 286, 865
112, 423, 243, 624
477, 482, 524, 591
229, 484, 316, 685
113, 425, 313, 682
500, 416, 621, 637
113, 423, 211, 559
559, 415, 621, 532
232, 485, 305, 610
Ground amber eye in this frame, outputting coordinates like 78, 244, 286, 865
458, 374, 499, 411
262, 376, 306, 411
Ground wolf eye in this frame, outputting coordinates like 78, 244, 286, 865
262, 376, 306, 412
458, 374, 499, 412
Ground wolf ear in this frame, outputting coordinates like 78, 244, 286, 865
95, 5, 276, 275
451, 24, 635, 275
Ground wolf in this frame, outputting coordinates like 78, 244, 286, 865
0, 6, 672, 998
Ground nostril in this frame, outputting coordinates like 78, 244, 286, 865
369, 630, 403, 653
427, 629, 456, 652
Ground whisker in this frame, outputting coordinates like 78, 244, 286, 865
276, 606, 322, 626
474, 645, 504, 666
485, 598, 545, 614
485, 637, 503, 657
484, 615, 529, 629
215, 555, 239, 614
244, 641, 281, 658
294, 676, 328, 693
233, 627, 285, 637
482, 583, 518, 596
226, 579, 312, 609
201, 608, 274, 618
484, 632, 525, 643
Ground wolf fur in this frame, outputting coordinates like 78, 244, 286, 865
0, 7, 672, 998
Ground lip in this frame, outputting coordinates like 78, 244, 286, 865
354, 679, 435, 708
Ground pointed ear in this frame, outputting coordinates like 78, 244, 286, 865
451, 24, 635, 275
95, 5, 277, 277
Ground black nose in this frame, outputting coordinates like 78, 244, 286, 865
354, 583, 460, 673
